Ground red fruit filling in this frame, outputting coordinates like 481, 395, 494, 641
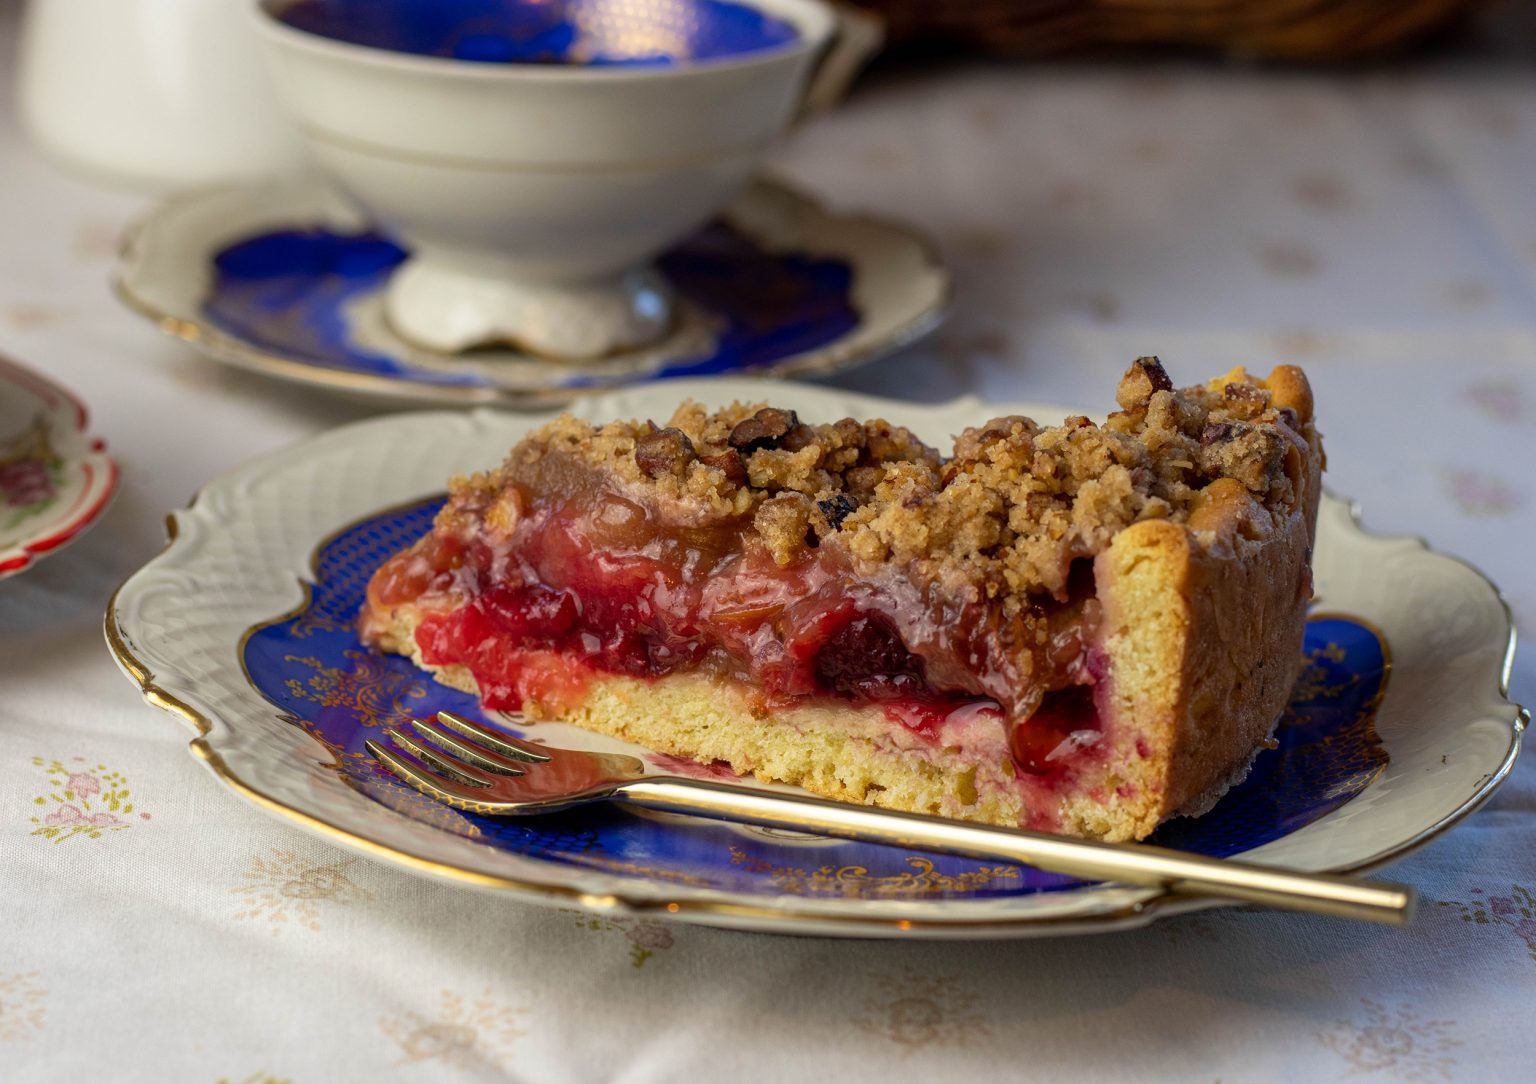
369, 469, 1107, 782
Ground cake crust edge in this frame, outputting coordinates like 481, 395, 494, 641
359, 365, 1324, 843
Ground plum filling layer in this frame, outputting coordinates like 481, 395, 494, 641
368, 464, 1108, 783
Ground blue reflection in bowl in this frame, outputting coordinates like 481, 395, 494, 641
273, 0, 802, 66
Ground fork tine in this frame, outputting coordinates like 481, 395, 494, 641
407, 716, 530, 776
382, 726, 503, 789
436, 710, 552, 763
365, 739, 502, 813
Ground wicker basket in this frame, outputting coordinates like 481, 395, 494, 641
857, 0, 1492, 62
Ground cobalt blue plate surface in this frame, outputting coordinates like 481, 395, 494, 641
117, 180, 951, 408
240, 496, 1392, 902
274, 0, 802, 67
203, 222, 859, 392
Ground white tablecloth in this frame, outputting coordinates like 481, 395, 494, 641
2, 8, 1533, 1082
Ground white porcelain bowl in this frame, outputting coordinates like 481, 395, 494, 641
252, 0, 836, 359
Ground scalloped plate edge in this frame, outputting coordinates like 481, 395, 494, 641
0, 352, 120, 579
103, 381, 1525, 937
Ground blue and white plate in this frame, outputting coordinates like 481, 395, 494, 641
105, 380, 1524, 937
114, 178, 949, 407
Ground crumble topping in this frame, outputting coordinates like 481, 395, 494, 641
438, 358, 1317, 602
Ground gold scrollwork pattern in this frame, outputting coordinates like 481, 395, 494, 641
379, 988, 527, 1072
283, 650, 432, 728
1288, 641, 1351, 704
561, 856, 712, 887
1280, 640, 1388, 799
729, 846, 1022, 897
285, 608, 352, 641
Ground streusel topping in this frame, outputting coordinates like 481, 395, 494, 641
443, 358, 1317, 602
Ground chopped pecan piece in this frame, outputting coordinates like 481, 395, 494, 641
1201, 421, 1234, 445
634, 427, 697, 479
728, 408, 800, 452
864, 421, 914, 463
844, 466, 886, 494
779, 423, 818, 453
1115, 356, 1173, 410
698, 447, 748, 484
1222, 381, 1268, 420
954, 416, 1037, 460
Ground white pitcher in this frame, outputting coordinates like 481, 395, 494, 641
17, 0, 305, 191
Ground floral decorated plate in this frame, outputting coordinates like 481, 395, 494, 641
0, 353, 118, 580
105, 380, 1524, 938
113, 178, 949, 408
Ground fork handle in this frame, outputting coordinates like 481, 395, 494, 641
617, 778, 1415, 925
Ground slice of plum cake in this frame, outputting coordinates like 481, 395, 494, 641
360, 358, 1322, 841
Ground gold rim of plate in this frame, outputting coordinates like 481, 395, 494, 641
103, 496, 1526, 938
100, 382, 1527, 936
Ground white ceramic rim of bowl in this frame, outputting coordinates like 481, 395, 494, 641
251, 0, 836, 82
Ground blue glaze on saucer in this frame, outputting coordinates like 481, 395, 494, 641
202, 222, 857, 391
274, 0, 801, 67
242, 499, 1390, 901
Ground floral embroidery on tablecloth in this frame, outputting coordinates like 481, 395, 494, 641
1466, 102, 1519, 137
1155, 910, 1240, 946
856, 144, 911, 171
565, 910, 676, 968
1437, 885, 1536, 964
969, 100, 1002, 132
1319, 998, 1462, 1081
1396, 146, 1452, 180
73, 220, 120, 262
1273, 97, 1325, 128
231, 848, 373, 934
0, 971, 46, 1042
853, 969, 990, 1053
1255, 241, 1322, 278
1129, 136, 1174, 164
27, 758, 147, 843
1465, 377, 1524, 424
1439, 468, 1522, 517
1429, 280, 1494, 309
1045, 180, 1108, 215
1291, 175, 1353, 212
379, 988, 527, 1072
0, 305, 64, 333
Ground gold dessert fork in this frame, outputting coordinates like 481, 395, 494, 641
366, 710, 1415, 925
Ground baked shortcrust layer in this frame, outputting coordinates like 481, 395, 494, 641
361, 359, 1323, 841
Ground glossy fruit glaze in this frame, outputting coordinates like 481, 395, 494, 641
368, 459, 1106, 780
